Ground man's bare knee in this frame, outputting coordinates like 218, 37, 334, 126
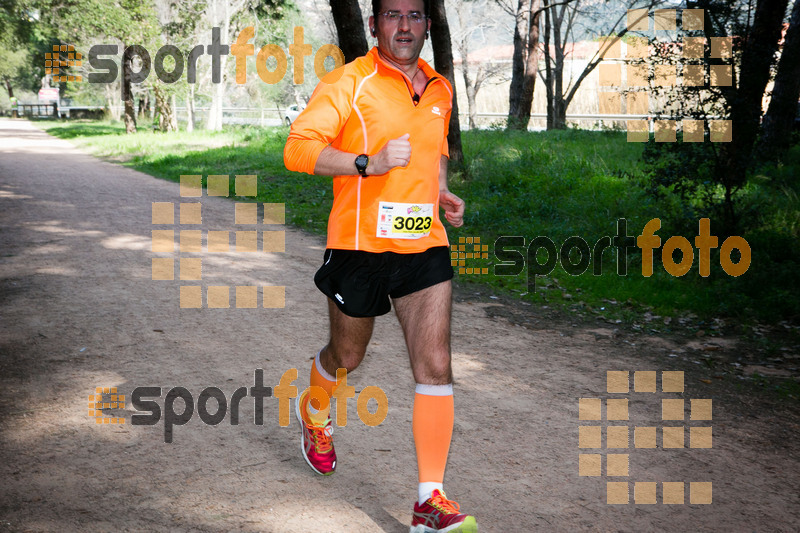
414, 369, 452, 385
322, 344, 365, 373
324, 298, 373, 374
411, 351, 452, 384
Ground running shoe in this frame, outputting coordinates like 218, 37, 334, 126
410, 489, 478, 533
295, 391, 337, 475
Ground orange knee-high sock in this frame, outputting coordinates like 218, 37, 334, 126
413, 383, 454, 502
303, 349, 338, 424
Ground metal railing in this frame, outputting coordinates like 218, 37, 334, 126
23, 104, 705, 133
17, 103, 58, 117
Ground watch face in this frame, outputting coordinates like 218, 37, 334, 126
355, 155, 368, 172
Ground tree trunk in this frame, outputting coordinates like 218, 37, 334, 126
508, 0, 529, 130
542, 0, 554, 130
104, 84, 119, 121
551, 4, 566, 129
465, 83, 477, 130
759, 0, 800, 160
155, 85, 177, 132
3, 77, 16, 118
170, 94, 178, 131
206, 4, 230, 131
460, 59, 476, 130
186, 84, 194, 132
122, 46, 137, 134
456, 3, 475, 130
521, 0, 541, 129
328, 0, 368, 63
207, 96, 220, 130
429, 0, 463, 166
138, 93, 148, 120
720, 0, 789, 197
293, 85, 306, 107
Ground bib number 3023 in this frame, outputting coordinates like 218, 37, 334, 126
377, 202, 434, 239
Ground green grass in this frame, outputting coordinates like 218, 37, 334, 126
39, 119, 799, 326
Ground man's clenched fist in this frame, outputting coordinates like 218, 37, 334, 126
368, 133, 412, 176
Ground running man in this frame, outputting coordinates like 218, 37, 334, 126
283, 0, 476, 530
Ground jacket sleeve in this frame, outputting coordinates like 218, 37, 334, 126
283, 66, 356, 175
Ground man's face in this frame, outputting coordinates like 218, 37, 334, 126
370, 0, 431, 67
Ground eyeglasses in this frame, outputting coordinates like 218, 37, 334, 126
378, 11, 427, 25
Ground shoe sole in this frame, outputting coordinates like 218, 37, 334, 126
295, 394, 335, 476
409, 516, 478, 533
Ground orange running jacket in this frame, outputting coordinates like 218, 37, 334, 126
284, 47, 453, 253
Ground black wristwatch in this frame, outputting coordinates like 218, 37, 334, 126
355, 154, 369, 177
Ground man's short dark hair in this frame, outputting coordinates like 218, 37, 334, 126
372, 0, 431, 21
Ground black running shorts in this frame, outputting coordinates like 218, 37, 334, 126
314, 246, 454, 318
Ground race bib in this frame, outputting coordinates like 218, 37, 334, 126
376, 202, 434, 239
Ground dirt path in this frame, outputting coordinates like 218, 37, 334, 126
1, 118, 798, 532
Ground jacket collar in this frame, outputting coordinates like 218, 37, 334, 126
368, 47, 439, 83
